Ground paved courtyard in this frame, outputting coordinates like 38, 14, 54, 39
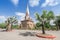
0, 29, 60, 40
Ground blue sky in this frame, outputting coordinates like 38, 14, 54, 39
0, 0, 60, 23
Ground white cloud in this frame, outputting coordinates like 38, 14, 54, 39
0, 16, 6, 20
29, 0, 40, 7
41, 0, 59, 7
0, 16, 5, 19
16, 12, 25, 16
50, 20, 55, 25
15, 12, 25, 20
0, 16, 6, 23
11, 0, 19, 6
51, 6, 60, 16
54, 13, 60, 16
33, 18, 37, 23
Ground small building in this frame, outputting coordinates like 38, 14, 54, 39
20, 5, 35, 29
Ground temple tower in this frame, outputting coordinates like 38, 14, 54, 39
20, 5, 35, 29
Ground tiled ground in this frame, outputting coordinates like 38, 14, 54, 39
0, 29, 60, 40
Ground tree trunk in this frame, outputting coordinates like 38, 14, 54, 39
42, 21, 45, 34
6, 24, 12, 31
56, 24, 59, 31
56, 26, 59, 31
59, 25, 60, 30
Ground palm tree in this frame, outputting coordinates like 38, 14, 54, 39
47, 11, 54, 21
5, 16, 18, 31
35, 10, 54, 34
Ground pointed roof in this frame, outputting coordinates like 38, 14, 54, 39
26, 5, 29, 16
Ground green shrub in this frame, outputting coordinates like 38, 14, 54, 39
51, 27, 56, 30
12, 25, 18, 29
0, 23, 6, 29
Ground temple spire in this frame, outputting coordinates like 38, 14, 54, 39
25, 5, 30, 20
26, 5, 29, 16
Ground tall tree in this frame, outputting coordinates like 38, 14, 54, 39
5, 16, 18, 31
35, 10, 54, 34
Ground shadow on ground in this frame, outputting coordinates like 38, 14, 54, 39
19, 32, 36, 36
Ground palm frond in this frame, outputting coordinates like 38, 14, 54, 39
35, 13, 42, 21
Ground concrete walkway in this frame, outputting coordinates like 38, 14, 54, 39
0, 29, 60, 40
